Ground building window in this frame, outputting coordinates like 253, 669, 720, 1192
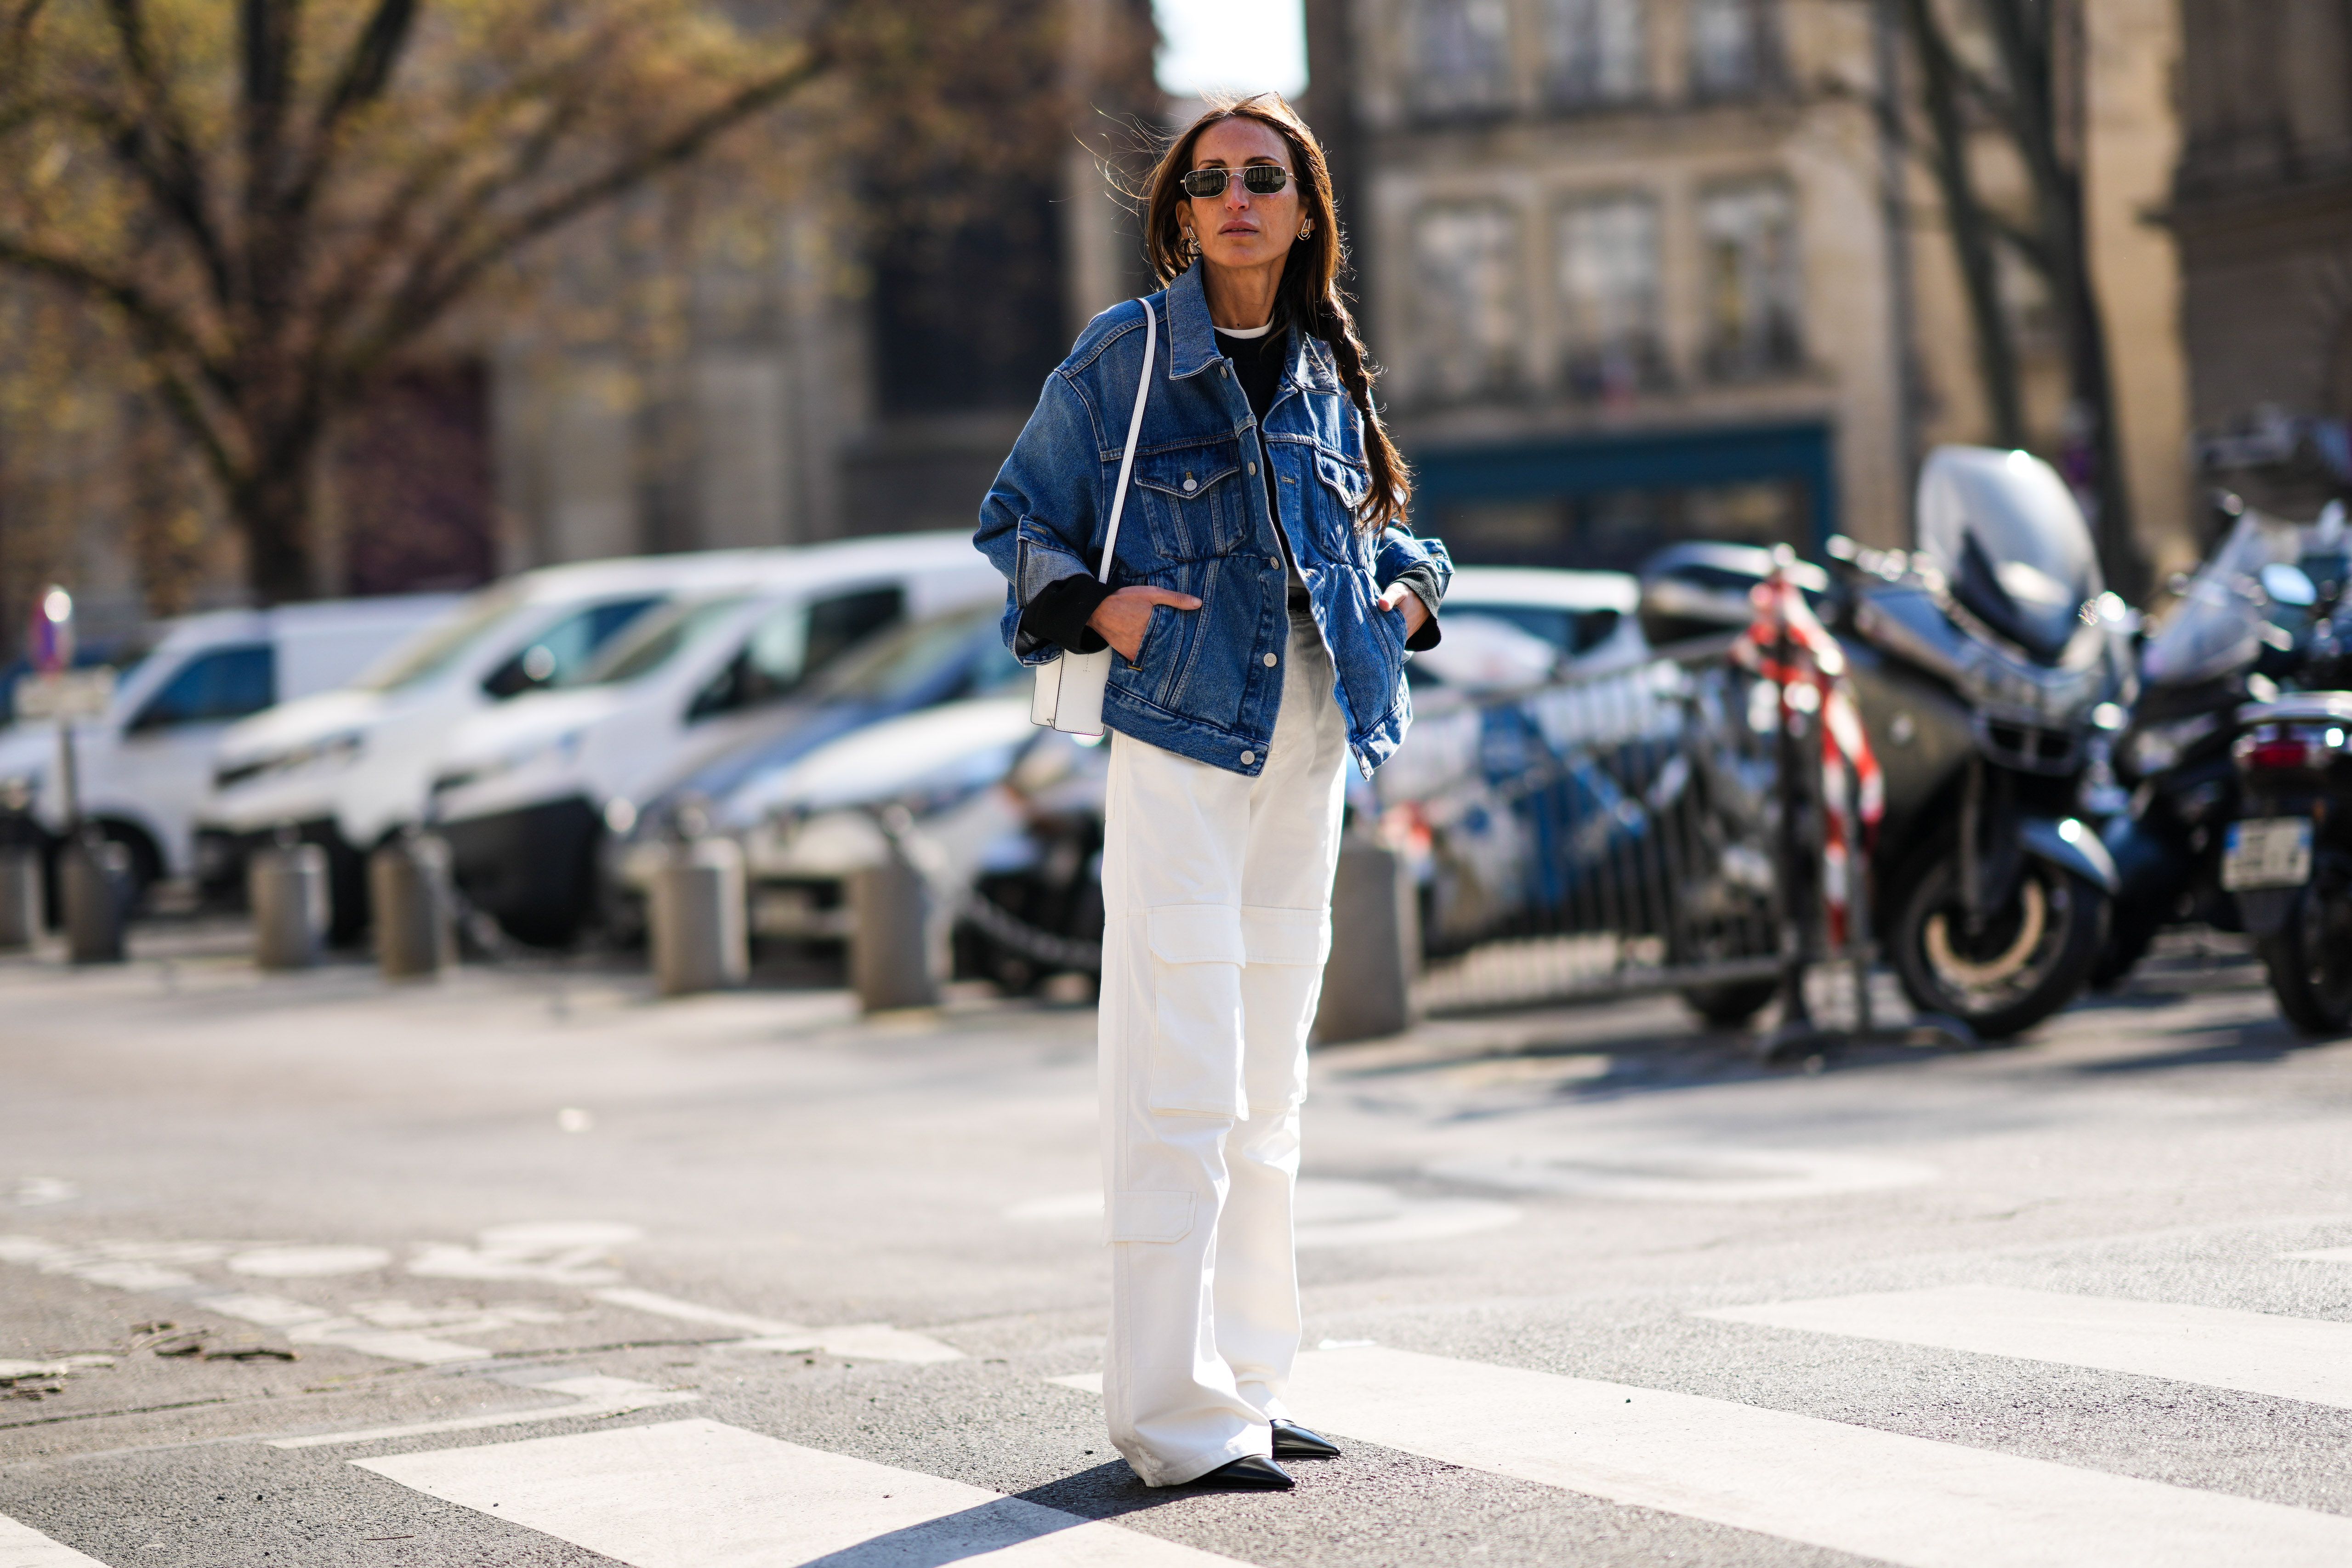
1409, 0, 1513, 117
1688, 0, 1779, 97
1698, 180, 1803, 380
1411, 203, 1525, 403
1542, 0, 1647, 108
1556, 194, 1666, 401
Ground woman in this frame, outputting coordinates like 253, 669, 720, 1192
974, 94, 1449, 1492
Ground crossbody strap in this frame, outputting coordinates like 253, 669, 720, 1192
1095, 297, 1156, 584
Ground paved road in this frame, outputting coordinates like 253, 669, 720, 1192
3, 925, 2351, 1567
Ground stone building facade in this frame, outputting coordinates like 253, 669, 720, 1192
1304, 0, 2193, 574
2170, 0, 2352, 522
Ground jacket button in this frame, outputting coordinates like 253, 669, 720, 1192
1262, 652, 1278, 667
1248, 462, 1257, 475
1182, 476, 1197, 493
1240, 751, 1256, 765
1269, 556, 1283, 569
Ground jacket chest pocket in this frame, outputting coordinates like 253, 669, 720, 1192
1308, 449, 1370, 547
1133, 442, 1247, 562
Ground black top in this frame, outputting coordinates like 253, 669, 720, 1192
1019, 323, 1440, 655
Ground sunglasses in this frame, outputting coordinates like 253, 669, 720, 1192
1181, 164, 1291, 199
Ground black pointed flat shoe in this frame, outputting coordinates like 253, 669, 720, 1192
1190, 1454, 1294, 1489
1270, 1419, 1341, 1460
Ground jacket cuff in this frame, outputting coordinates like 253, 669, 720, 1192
1020, 575, 1113, 655
1394, 563, 1443, 651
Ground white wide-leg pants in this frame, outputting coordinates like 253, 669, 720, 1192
1098, 611, 1350, 1486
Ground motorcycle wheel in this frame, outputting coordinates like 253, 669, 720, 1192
2255, 883, 2352, 1037
1679, 978, 1781, 1028
2087, 902, 2164, 993
1892, 853, 2108, 1040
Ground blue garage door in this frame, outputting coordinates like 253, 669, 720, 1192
1408, 421, 1837, 571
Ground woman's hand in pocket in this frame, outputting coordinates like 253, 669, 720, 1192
1379, 581, 1430, 640
1088, 585, 1202, 661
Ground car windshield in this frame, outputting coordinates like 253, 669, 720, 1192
575, 596, 751, 686
352, 590, 521, 693
812, 604, 1018, 703
2142, 511, 2304, 686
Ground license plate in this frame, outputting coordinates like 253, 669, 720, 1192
2223, 817, 2313, 891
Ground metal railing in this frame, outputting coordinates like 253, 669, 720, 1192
1374, 626, 1872, 1042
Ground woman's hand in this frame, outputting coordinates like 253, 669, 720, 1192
1087, 585, 1202, 661
1380, 581, 1430, 641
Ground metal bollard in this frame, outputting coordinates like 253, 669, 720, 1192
849, 855, 937, 1012
0, 843, 40, 951
370, 832, 456, 980
1312, 841, 1420, 1045
250, 842, 329, 971
648, 836, 749, 996
61, 835, 132, 965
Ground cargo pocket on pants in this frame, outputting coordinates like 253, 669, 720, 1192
1145, 904, 1246, 1117
1240, 905, 1331, 1114
1108, 1189, 1195, 1244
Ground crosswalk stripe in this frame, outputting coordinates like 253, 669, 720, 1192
0, 1512, 108, 1567
1284, 1345, 2352, 1567
355, 1416, 1243, 1565
591, 1287, 965, 1364
267, 1374, 699, 1449
1696, 1284, 2352, 1409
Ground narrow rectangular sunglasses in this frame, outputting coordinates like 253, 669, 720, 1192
1181, 164, 1290, 199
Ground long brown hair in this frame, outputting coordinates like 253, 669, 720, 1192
1141, 94, 1411, 531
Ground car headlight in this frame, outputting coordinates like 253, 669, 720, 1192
217, 730, 367, 790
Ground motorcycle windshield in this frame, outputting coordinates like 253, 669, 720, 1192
2141, 511, 2304, 686
1915, 447, 2101, 665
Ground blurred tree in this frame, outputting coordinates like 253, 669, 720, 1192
1894, 0, 2142, 597
0, 0, 851, 603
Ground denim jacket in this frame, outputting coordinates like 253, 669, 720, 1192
974, 264, 1452, 778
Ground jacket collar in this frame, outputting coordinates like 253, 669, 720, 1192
1165, 263, 1221, 380
1167, 262, 1342, 394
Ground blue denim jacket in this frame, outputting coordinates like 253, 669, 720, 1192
974, 264, 1452, 778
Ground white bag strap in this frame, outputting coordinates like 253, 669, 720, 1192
1096, 297, 1156, 584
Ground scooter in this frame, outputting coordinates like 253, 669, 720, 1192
2224, 509, 2352, 1035
1822, 447, 2132, 1039
2096, 501, 2312, 988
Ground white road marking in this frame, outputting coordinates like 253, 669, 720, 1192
592, 1287, 964, 1364
268, 1375, 698, 1449
356, 1416, 1244, 1564
199, 1291, 489, 1364
408, 1221, 640, 1286
227, 1244, 392, 1277
2281, 1246, 2352, 1263
0, 1511, 109, 1567
1697, 1285, 2352, 1409
1428, 1144, 1937, 1202
1004, 1180, 1521, 1247
1044, 1372, 1101, 1394
1283, 1345, 2352, 1568
11, 1176, 78, 1207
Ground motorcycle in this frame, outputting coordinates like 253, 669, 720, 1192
2224, 503, 2352, 1035
1824, 446, 2132, 1039
2096, 500, 2312, 988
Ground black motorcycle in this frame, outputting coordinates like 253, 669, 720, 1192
1824, 447, 2131, 1038
2096, 503, 2312, 987
2222, 503, 2352, 1034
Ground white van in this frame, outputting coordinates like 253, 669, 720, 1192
426, 534, 1000, 944
0, 596, 460, 898
195, 551, 795, 934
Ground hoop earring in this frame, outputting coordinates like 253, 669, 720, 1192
1297, 221, 1313, 241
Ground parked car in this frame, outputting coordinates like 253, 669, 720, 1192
1415, 564, 1648, 690
0, 595, 458, 903
426, 534, 999, 945
194, 550, 792, 937
604, 600, 1028, 937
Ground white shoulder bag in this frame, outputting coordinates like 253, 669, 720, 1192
1030, 296, 1156, 736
